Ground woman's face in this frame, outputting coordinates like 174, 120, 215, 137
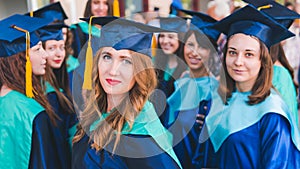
91, 0, 109, 17
159, 32, 180, 55
98, 47, 136, 97
45, 40, 66, 69
184, 33, 210, 71
226, 33, 261, 91
30, 41, 48, 75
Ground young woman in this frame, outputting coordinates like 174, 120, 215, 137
72, 17, 182, 169
0, 14, 58, 169
204, 5, 300, 168
40, 24, 78, 169
70, 0, 113, 59
152, 17, 187, 126
270, 43, 299, 126
165, 11, 220, 169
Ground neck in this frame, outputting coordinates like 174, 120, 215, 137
236, 83, 253, 93
0, 85, 12, 96
190, 67, 209, 78
168, 54, 178, 69
106, 94, 126, 112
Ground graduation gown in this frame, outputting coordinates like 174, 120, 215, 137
43, 83, 78, 169
272, 65, 299, 126
166, 76, 218, 169
205, 89, 300, 169
0, 90, 57, 169
72, 101, 182, 169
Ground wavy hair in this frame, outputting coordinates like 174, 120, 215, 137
218, 35, 273, 105
73, 48, 157, 152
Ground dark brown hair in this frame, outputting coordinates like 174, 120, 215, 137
83, 0, 113, 17
42, 41, 74, 115
270, 43, 298, 93
0, 52, 56, 123
218, 35, 273, 105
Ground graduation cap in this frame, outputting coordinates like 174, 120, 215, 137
212, 5, 294, 48
25, 2, 68, 25
80, 16, 171, 89
157, 17, 188, 33
0, 14, 53, 97
38, 24, 64, 42
179, 9, 221, 41
243, 0, 300, 28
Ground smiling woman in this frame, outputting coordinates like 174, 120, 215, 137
203, 5, 300, 168
71, 17, 182, 169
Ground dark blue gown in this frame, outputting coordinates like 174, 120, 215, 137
72, 134, 181, 169
166, 76, 219, 169
72, 101, 182, 169
34, 84, 78, 169
205, 90, 300, 168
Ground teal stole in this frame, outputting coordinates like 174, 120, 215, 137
66, 54, 80, 73
45, 81, 63, 93
70, 21, 101, 37
90, 101, 182, 168
167, 76, 219, 125
272, 65, 299, 126
0, 90, 44, 169
205, 89, 300, 152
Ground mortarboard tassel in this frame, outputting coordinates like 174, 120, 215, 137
29, 11, 33, 17
113, 0, 120, 17
13, 25, 34, 98
257, 4, 273, 11
151, 34, 157, 57
82, 16, 95, 90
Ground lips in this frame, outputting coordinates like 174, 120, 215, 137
188, 57, 202, 64
106, 78, 121, 86
53, 60, 61, 64
233, 69, 246, 74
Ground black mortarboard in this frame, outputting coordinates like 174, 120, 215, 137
179, 9, 221, 41
0, 14, 52, 57
80, 16, 170, 89
25, 2, 68, 25
212, 5, 294, 48
80, 16, 170, 57
157, 16, 188, 33
38, 24, 64, 42
0, 14, 52, 97
243, 0, 300, 28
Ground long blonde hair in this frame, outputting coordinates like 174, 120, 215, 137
73, 48, 157, 152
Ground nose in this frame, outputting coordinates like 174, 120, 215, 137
55, 48, 65, 58
108, 60, 120, 76
41, 47, 49, 59
234, 55, 243, 66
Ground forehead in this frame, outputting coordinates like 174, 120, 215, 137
228, 33, 260, 50
101, 47, 132, 57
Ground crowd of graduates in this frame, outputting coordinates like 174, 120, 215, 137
0, 0, 300, 168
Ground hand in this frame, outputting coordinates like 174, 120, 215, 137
196, 114, 205, 129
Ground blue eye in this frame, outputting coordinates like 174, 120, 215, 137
103, 55, 111, 60
123, 59, 132, 65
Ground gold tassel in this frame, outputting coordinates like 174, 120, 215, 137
151, 34, 157, 57
29, 11, 33, 17
257, 4, 273, 11
82, 16, 94, 90
12, 25, 34, 98
113, 0, 120, 17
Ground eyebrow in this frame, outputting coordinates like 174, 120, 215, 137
101, 51, 132, 59
228, 47, 256, 52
